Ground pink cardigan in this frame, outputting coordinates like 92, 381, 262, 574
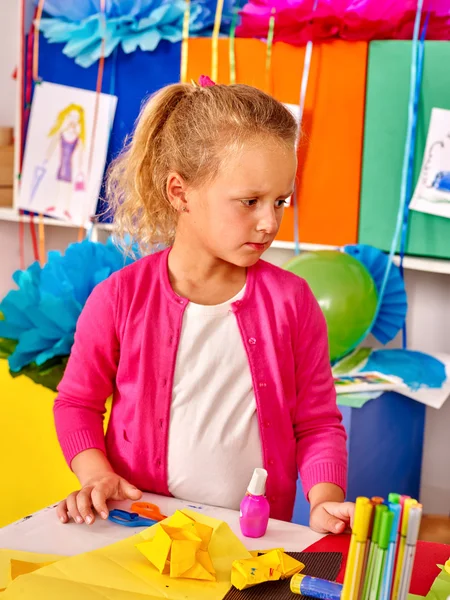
54, 247, 347, 521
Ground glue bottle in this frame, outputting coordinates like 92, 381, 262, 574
239, 468, 270, 538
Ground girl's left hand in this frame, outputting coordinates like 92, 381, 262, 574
309, 501, 355, 534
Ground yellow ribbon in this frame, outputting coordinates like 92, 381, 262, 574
211, 0, 225, 82
38, 214, 45, 266
33, 0, 46, 264
180, 0, 190, 83
228, 1, 241, 84
265, 7, 276, 94
32, 0, 45, 82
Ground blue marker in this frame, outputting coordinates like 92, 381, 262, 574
379, 503, 402, 600
291, 574, 343, 600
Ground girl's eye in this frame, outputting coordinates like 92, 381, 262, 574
241, 199, 258, 207
275, 199, 289, 208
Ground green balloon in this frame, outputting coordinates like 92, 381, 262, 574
283, 250, 378, 361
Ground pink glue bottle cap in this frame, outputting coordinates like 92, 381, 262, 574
239, 468, 270, 538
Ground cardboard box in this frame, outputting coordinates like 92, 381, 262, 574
0, 145, 14, 187
0, 186, 13, 207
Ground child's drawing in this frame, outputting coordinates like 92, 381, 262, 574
18, 82, 117, 226
410, 107, 450, 220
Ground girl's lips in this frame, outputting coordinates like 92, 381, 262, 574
245, 242, 268, 250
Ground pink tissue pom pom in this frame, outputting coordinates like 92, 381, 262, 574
236, 0, 450, 42
199, 75, 216, 87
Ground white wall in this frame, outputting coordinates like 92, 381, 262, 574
1, 1, 449, 515
0, 0, 19, 127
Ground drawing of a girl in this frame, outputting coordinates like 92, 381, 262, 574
44, 103, 86, 219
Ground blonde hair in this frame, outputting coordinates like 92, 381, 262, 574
106, 83, 298, 255
48, 104, 86, 146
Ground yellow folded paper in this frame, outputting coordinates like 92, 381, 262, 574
231, 548, 305, 590
136, 510, 216, 581
0, 549, 63, 592
2, 510, 251, 599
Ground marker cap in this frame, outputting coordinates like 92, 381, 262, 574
372, 504, 388, 544
354, 497, 373, 542
378, 510, 395, 550
388, 503, 402, 543
371, 497, 384, 505
406, 505, 423, 545
388, 493, 401, 504
401, 499, 418, 536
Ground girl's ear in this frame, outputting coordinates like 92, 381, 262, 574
167, 172, 189, 213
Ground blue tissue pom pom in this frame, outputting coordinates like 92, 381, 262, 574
0, 239, 138, 377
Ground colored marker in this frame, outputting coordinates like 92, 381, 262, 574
398, 504, 422, 600
341, 497, 373, 600
388, 493, 401, 504
371, 497, 384, 505
368, 509, 394, 600
392, 498, 417, 600
379, 503, 402, 600
290, 574, 343, 600
361, 504, 388, 600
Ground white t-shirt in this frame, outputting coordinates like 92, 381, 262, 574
167, 286, 264, 510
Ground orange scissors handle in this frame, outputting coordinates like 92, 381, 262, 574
130, 502, 167, 522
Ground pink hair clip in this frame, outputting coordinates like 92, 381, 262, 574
198, 75, 216, 88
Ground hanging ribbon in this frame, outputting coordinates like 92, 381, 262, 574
28, 213, 40, 262
228, 0, 240, 84
371, 0, 424, 342
32, 0, 47, 265
211, 0, 225, 82
264, 8, 276, 95
292, 0, 318, 256
82, 0, 107, 242
181, 0, 190, 84
18, 1, 27, 270
33, 0, 45, 83
338, 0, 425, 360
398, 12, 429, 347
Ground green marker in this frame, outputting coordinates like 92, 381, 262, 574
368, 510, 395, 600
388, 493, 401, 504
361, 504, 388, 600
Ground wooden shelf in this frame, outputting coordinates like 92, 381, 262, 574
270, 240, 450, 275
0, 208, 113, 231
0, 209, 448, 275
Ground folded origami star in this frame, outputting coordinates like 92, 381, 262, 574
136, 511, 216, 581
231, 548, 304, 590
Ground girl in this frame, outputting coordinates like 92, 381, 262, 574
55, 78, 353, 534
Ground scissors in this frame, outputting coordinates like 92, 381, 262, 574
108, 509, 158, 528
130, 502, 167, 522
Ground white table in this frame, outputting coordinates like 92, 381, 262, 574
0, 492, 323, 556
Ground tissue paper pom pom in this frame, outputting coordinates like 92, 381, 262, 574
0, 239, 138, 378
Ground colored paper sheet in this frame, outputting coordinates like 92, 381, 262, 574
359, 41, 450, 260
425, 562, 450, 600
336, 391, 382, 409
410, 108, 450, 220
185, 38, 367, 247
0, 549, 63, 591
1, 510, 251, 599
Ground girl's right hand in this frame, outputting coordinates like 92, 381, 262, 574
56, 472, 142, 525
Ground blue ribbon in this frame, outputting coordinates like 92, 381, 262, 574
293, 0, 318, 256
367, 0, 425, 348
398, 11, 430, 347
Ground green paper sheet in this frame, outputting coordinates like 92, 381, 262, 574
332, 348, 373, 376
426, 564, 450, 600
359, 41, 450, 260
336, 392, 381, 409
